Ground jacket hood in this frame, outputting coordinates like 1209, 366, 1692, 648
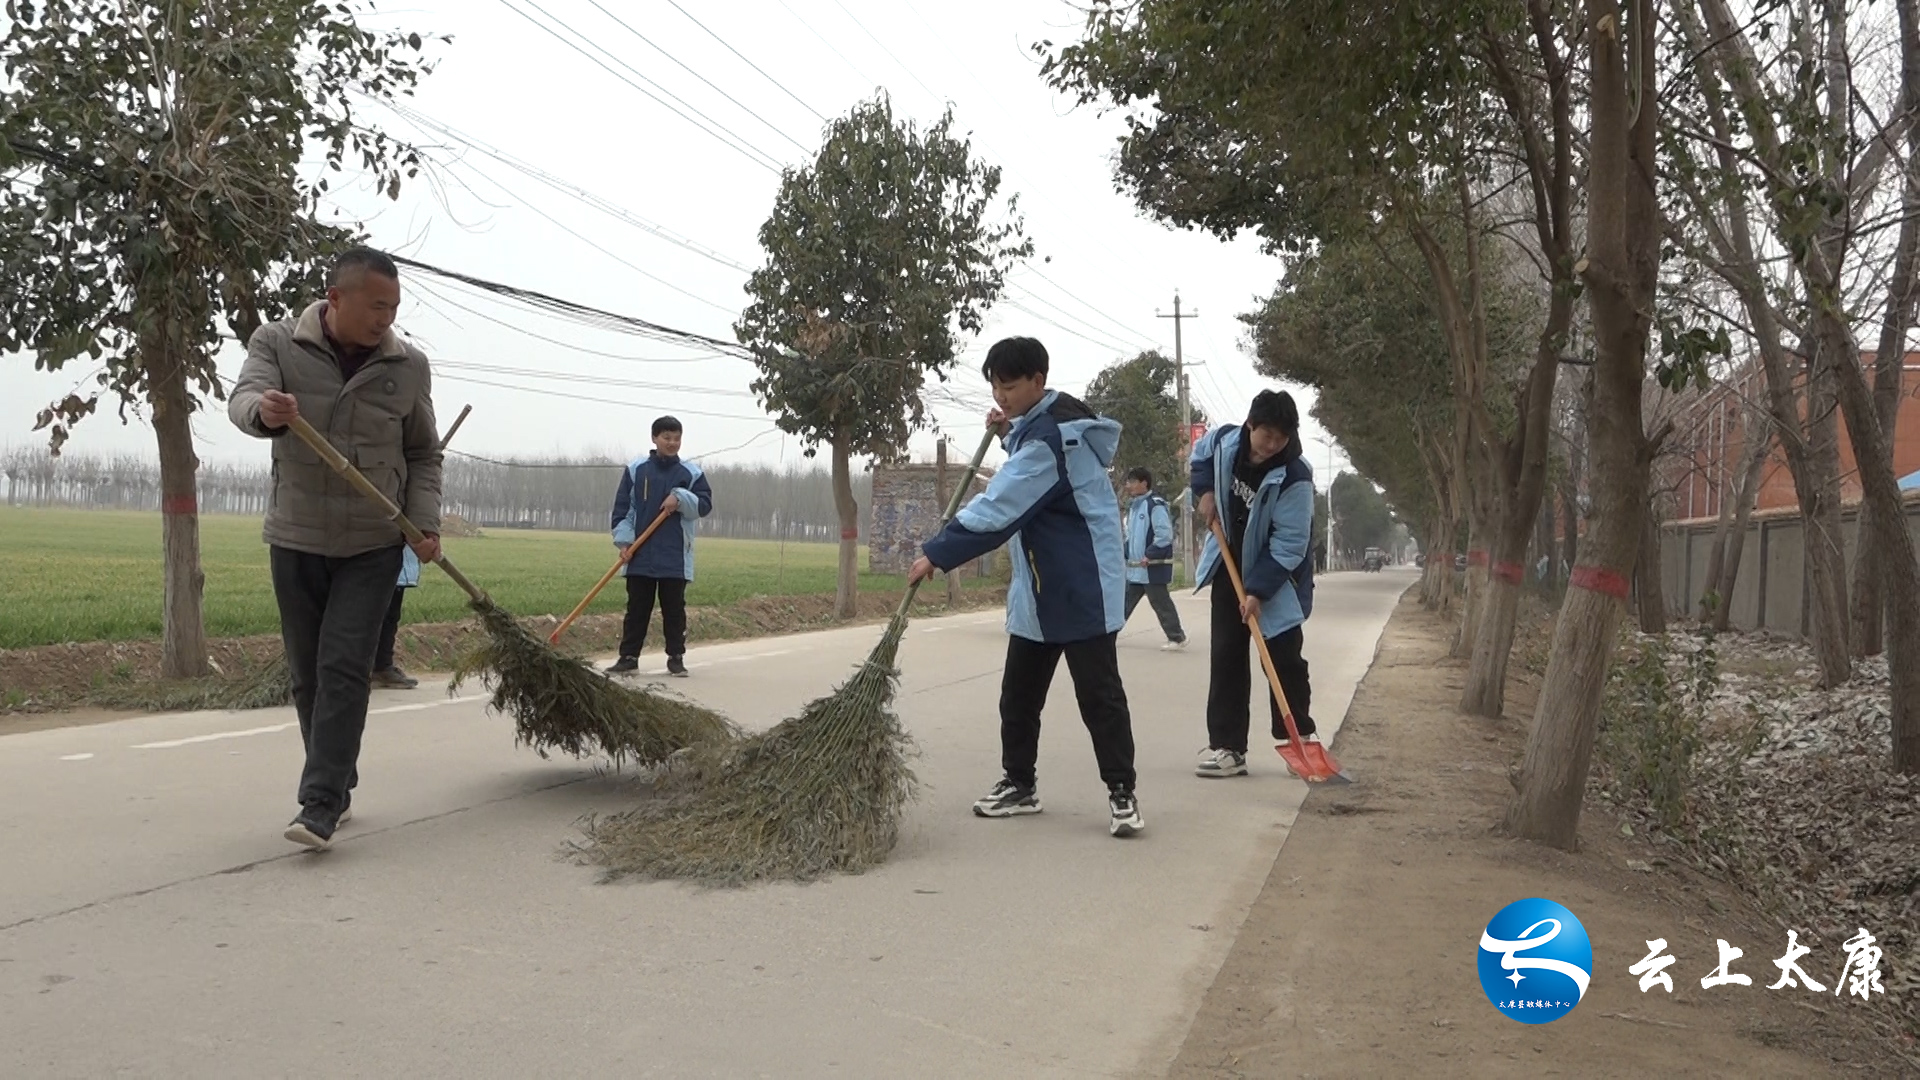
1028, 390, 1120, 467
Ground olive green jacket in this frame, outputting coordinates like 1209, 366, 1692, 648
228, 301, 442, 557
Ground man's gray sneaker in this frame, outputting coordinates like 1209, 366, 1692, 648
1195, 747, 1248, 778
972, 778, 1041, 818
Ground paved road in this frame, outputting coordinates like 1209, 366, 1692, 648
1, 568, 1414, 1078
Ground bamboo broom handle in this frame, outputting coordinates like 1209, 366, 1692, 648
894, 427, 999, 620
284, 415, 489, 606
548, 506, 675, 645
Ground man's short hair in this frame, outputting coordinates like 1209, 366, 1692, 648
329, 246, 399, 287
1125, 466, 1154, 487
981, 336, 1049, 382
1246, 389, 1300, 437
652, 415, 683, 437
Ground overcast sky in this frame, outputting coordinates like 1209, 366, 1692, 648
2, 0, 1352, 480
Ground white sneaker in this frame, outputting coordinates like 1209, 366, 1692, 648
1195, 748, 1249, 778
1161, 639, 1188, 652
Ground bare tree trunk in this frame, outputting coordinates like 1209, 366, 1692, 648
1505, 0, 1659, 848
830, 434, 859, 620
1712, 413, 1773, 630
1803, 347, 1853, 683
1636, 496, 1668, 634
149, 344, 209, 679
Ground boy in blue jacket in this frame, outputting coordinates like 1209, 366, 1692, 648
910, 336, 1144, 838
605, 415, 714, 677
1121, 467, 1188, 650
1189, 390, 1318, 778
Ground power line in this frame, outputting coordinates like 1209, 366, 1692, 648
491, 0, 784, 174
584, 0, 815, 156
773, 0, 884, 93
409, 278, 735, 365
435, 359, 757, 398
1000, 298, 1135, 358
1006, 279, 1151, 353
827, 0, 949, 106
437, 372, 768, 422
391, 254, 749, 356
1023, 264, 1155, 346
662, 0, 828, 122
380, 99, 754, 273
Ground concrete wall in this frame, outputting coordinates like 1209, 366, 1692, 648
867, 463, 995, 575
1662, 496, 1920, 635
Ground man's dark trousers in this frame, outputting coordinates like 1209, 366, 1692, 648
1204, 578, 1314, 754
271, 543, 405, 812
998, 631, 1137, 791
1123, 582, 1186, 642
620, 575, 688, 659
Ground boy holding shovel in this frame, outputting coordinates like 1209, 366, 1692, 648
605, 416, 713, 677
909, 336, 1144, 838
1190, 390, 1318, 779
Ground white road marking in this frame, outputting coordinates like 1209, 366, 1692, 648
133, 723, 296, 750
58, 753, 94, 761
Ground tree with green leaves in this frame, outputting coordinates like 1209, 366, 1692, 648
0, 1, 438, 677
735, 94, 1031, 619
1082, 349, 1207, 501
1330, 473, 1394, 560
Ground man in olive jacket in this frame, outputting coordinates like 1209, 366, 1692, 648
228, 247, 443, 851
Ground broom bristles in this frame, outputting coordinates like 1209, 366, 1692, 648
579, 612, 918, 886
450, 601, 739, 767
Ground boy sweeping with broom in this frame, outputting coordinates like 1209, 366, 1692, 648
909, 336, 1144, 838
606, 416, 713, 677
1190, 390, 1318, 779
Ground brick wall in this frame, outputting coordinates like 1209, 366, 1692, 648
868, 463, 997, 575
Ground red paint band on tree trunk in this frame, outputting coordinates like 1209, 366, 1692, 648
841, 528, 858, 540
1492, 561, 1524, 584
1466, 550, 1489, 567
1571, 565, 1631, 599
161, 495, 197, 515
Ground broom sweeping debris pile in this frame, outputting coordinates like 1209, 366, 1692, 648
450, 602, 737, 765
287, 416, 735, 768
578, 429, 997, 886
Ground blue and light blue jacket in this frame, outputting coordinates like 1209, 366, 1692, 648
610, 451, 713, 582
1190, 423, 1315, 638
1124, 491, 1175, 586
922, 391, 1127, 644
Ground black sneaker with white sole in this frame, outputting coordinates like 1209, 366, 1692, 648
284, 805, 340, 851
667, 655, 688, 677
605, 656, 639, 674
1109, 789, 1145, 837
972, 778, 1041, 818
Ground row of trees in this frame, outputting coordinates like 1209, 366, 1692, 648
1041, 0, 1920, 847
0, 446, 869, 540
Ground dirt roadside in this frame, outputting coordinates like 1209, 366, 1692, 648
0, 585, 1006, 726
1169, 592, 1910, 1078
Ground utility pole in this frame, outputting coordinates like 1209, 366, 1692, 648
1158, 291, 1198, 586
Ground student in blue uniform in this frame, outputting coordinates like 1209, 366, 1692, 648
1189, 390, 1318, 778
910, 336, 1143, 838
1121, 467, 1188, 650
370, 546, 421, 689
605, 416, 714, 677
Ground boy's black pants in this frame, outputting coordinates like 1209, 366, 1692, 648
373, 587, 406, 671
620, 574, 688, 659
999, 631, 1136, 791
1123, 582, 1187, 642
1205, 578, 1314, 754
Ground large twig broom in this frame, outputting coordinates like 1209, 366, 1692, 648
579, 428, 998, 886
285, 416, 737, 766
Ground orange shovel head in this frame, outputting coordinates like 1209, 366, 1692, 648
1275, 735, 1353, 784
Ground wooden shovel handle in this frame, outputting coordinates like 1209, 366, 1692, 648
548, 505, 676, 645
283, 415, 489, 606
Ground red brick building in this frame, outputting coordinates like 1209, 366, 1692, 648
1661, 353, 1920, 523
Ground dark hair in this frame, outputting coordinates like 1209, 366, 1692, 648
652, 415, 683, 437
1246, 389, 1300, 437
1125, 466, 1154, 487
329, 246, 399, 287
981, 336, 1049, 382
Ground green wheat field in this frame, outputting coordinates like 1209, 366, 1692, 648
0, 507, 926, 649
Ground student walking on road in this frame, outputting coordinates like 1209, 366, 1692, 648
1121, 467, 1187, 650
370, 546, 421, 690
1189, 390, 1318, 779
228, 247, 443, 850
910, 336, 1144, 838
605, 415, 714, 677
